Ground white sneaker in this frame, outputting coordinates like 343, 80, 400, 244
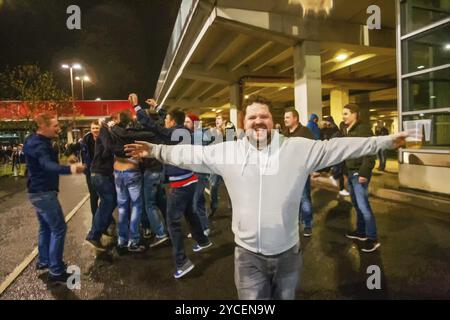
339, 189, 350, 197
329, 176, 338, 187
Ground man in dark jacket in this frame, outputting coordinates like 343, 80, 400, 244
85, 120, 117, 250
342, 104, 379, 253
130, 94, 212, 279
24, 113, 85, 284
284, 108, 315, 237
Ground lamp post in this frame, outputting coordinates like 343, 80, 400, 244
61, 63, 82, 102
61, 63, 82, 134
75, 75, 90, 100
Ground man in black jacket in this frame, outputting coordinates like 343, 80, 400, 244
342, 104, 380, 253
85, 120, 117, 250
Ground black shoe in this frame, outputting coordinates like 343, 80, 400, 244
36, 263, 48, 271
128, 243, 146, 253
345, 230, 368, 241
149, 234, 169, 248
85, 239, 107, 251
361, 239, 381, 253
47, 271, 70, 285
303, 227, 312, 237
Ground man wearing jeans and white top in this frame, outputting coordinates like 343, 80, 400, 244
125, 95, 408, 299
24, 113, 85, 284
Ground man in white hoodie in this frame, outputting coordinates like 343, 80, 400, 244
124, 95, 407, 300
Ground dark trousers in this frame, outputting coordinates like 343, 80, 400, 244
166, 183, 209, 268
86, 173, 99, 217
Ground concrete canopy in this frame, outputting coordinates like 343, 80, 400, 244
155, 0, 397, 120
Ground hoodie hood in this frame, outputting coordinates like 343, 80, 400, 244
309, 113, 319, 122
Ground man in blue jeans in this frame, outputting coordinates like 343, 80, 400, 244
85, 121, 117, 251
342, 104, 380, 253
24, 113, 85, 284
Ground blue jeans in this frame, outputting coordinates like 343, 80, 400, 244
234, 244, 302, 300
29, 191, 67, 276
299, 177, 313, 229
166, 183, 209, 268
348, 173, 377, 239
142, 170, 166, 237
114, 170, 143, 246
193, 173, 209, 231
87, 174, 116, 241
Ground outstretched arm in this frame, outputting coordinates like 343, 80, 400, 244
124, 141, 221, 175
305, 133, 407, 173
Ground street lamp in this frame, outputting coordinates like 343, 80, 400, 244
61, 63, 82, 102
75, 75, 90, 100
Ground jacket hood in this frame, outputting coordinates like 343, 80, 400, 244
309, 114, 318, 122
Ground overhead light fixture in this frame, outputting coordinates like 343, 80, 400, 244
72, 63, 82, 70
216, 110, 222, 113
369, 109, 376, 112
244, 95, 249, 99
430, 96, 436, 99
290, 0, 334, 16
335, 53, 348, 62
212, 108, 216, 112
445, 44, 450, 50
420, 113, 424, 117
417, 65, 425, 69
61, 64, 69, 69
75, 76, 80, 80
95, 98, 101, 101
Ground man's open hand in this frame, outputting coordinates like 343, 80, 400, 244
124, 141, 153, 159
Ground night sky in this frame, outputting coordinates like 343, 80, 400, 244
0, 0, 180, 100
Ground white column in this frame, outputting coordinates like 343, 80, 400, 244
293, 41, 322, 126
330, 87, 349, 124
229, 83, 241, 128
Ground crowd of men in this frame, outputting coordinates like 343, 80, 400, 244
23, 93, 406, 299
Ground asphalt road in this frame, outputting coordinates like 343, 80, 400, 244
1, 174, 449, 299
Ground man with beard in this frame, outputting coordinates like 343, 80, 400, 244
125, 95, 408, 299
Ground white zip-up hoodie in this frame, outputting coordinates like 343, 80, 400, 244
148, 131, 395, 255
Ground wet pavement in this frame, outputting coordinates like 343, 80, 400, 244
1, 175, 450, 299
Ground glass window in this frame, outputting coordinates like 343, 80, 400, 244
403, 112, 450, 149
402, 67, 450, 111
401, 0, 450, 35
401, 23, 450, 74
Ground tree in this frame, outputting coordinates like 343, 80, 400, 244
0, 64, 75, 129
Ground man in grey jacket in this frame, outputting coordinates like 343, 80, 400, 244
124, 95, 408, 300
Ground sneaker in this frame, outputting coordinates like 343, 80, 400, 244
143, 228, 153, 239
303, 227, 312, 237
345, 230, 368, 241
85, 239, 107, 251
329, 176, 338, 187
173, 260, 195, 279
149, 234, 169, 248
193, 241, 213, 252
361, 239, 381, 253
339, 189, 350, 197
203, 228, 211, 237
36, 263, 48, 271
47, 271, 70, 285
128, 243, 146, 253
